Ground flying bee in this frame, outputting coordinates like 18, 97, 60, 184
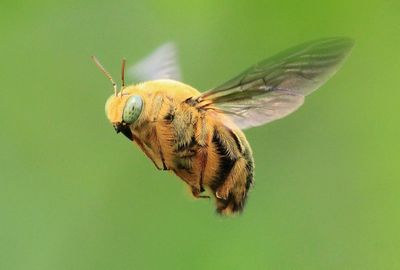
93, 38, 353, 215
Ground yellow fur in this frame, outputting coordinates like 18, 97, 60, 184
106, 79, 254, 215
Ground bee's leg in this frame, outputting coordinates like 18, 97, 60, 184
172, 168, 208, 198
149, 95, 169, 170
197, 147, 208, 196
195, 114, 212, 199
191, 187, 210, 199
143, 125, 168, 170
157, 142, 168, 170
190, 151, 210, 199
132, 134, 164, 170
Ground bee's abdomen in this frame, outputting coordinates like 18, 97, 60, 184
208, 126, 254, 215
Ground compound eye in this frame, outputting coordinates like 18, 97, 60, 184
122, 95, 143, 124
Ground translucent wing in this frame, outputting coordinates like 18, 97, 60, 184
198, 38, 354, 129
127, 42, 182, 82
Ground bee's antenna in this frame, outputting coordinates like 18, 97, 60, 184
91, 56, 118, 96
120, 58, 126, 96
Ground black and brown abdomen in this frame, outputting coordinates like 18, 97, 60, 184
205, 122, 254, 215
168, 101, 255, 215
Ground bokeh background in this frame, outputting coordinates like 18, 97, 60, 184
1, 0, 399, 269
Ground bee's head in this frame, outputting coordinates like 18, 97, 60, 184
105, 94, 143, 140
93, 56, 144, 140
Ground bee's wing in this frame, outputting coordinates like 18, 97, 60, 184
199, 38, 354, 129
127, 42, 182, 82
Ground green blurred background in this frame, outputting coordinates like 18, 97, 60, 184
1, 0, 399, 269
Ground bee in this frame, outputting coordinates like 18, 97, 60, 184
93, 38, 353, 215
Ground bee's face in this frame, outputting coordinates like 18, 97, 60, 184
105, 93, 144, 140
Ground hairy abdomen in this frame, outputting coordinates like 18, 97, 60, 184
204, 122, 254, 215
